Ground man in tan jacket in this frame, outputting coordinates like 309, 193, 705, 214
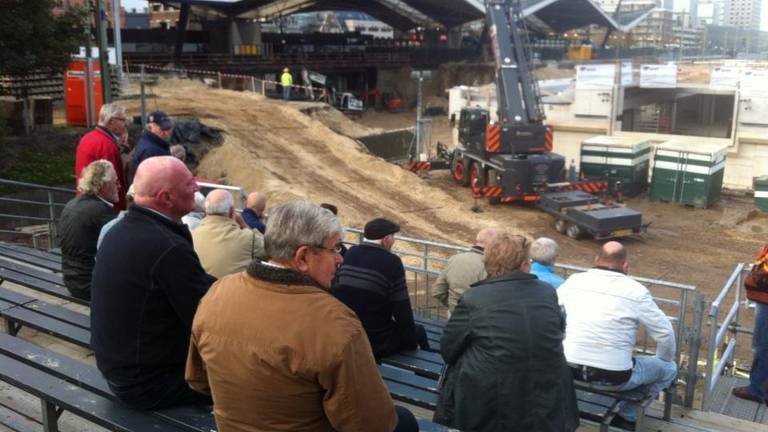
186, 200, 419, 432
191, 189, 265, 278
432, 228, 497, 314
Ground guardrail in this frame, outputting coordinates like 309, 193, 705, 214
702, 263, 747, 411
0, 179, 74, 248
344, 228, 705, 408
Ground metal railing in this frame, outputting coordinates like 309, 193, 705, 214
0, 179, 75, 248
344, 228, 705, 408
702, 263, 748, 411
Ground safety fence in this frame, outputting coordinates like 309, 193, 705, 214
701, 263, 750, 411
127, 63, 330, 103
0, 179, 74, 249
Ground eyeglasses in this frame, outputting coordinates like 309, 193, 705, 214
311, 243, 343, 255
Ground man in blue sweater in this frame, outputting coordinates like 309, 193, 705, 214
334, 218, 430, 358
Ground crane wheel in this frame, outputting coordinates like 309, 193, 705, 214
451, 157, 471, 186
470, 165, 486, 196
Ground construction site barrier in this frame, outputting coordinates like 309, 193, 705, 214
127, 63, 327, 100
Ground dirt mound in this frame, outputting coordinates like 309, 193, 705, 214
119, 79, 511, 245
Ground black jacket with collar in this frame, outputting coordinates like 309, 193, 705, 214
434, 270, 579, 432
57, 194, 115, 298
90, 205, 216, 388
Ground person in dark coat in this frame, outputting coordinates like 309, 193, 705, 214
129, 111, 173, 182
58, 159, 119, 300
91, 156, 215, 410
242, 191, 267, 234
334, 218, 430, 358
434, 232, 579, 432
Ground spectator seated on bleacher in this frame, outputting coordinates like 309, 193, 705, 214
558, 241, 677, 431
191, 189, 265, 278
334, 218, 431, 359
186, 200, 419, 432
529, 237, 565, 289
434, 233, 579, 432
91, 156, 215, 410
181, 191, 205, 230
58, 159, 119, 300
432, 227, 497, 314
242, 191, 268, 234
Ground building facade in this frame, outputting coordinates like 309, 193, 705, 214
53, 0, 126, 28
724, 0, 761, 30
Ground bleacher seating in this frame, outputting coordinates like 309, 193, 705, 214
0, 241, 672, 431
0, 242, 451, 431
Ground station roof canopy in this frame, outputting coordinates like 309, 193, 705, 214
158, 0, 655, 33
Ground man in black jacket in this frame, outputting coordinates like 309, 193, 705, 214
129, 111, 173, 182
334, 218, 429, 358
91, 156, 215, 410
58, 159, 119, 300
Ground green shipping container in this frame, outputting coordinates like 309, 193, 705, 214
650, 140, 728, 209
580, 135, 651, 197
755, 176, 768, 212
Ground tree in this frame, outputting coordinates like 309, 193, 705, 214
0, 0, 87, 133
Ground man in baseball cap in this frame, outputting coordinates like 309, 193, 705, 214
335, 217, 431, 358
129, 111, 174, 182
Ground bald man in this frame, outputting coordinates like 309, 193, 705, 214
192, 189, 265, 278
432, 228, 498, 314
558, 242, 677, 430
91, 156, 215, 410
241, 191, 267, 233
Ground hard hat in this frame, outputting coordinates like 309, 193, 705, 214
283, 67, 289, 72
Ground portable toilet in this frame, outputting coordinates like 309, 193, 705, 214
755, 176, 768, 212
579, 135, 652, 197
650, 140, 728, 208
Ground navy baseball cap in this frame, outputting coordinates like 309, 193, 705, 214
147, 111, 172, 129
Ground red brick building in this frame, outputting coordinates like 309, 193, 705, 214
53, 0, 126, 29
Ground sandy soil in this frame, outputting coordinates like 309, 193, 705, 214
121, 79, 765, 301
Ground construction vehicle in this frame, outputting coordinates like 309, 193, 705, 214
407, 0, 644, 240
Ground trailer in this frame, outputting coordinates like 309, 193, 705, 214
536, 191, 646, 240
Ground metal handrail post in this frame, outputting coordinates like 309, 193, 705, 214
684, 293, 705, 407
702, 302, 720, 411
47, 190, 56, 249
423, 244, 430, 312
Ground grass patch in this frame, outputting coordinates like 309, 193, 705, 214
0, 149, 75, 194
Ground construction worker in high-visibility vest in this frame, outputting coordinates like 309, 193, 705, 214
281, 67, 293, 100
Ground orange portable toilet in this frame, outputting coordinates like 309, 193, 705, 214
65, 60, 103, 127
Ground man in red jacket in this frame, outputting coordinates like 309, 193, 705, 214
75, 103, 129, 211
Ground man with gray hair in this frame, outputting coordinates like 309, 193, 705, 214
191, 189, 265, 278
530, 237, 565, 288
75, 102, 129, 211
432, 227, 497, 313
58, 159, 119, 300
186, 200, 418, 432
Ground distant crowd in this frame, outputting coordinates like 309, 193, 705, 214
57, 101, 740, 432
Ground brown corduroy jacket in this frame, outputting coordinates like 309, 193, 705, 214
185, 262, 398, 432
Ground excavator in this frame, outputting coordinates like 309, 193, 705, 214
407, 0, 645, 240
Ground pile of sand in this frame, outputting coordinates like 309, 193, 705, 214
120, 79, 507, 244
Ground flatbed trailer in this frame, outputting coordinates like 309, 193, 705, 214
536, 190, 646, 240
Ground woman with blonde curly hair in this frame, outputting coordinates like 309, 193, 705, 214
434, 232, 579, 432
58, 159, 119, 300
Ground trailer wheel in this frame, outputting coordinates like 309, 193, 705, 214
451, 157, 471, 186
470, 165, 486, 195
554, 219, 567, 234
566, 223, 582, 239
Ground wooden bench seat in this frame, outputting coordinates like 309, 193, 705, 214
0, 243, 62, 272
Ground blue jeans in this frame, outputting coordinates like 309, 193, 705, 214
282, 86, 291, 100
749, 302, 768, 398
613, 356, 677, 421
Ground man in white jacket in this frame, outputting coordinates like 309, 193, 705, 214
558, 241, 677, 431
